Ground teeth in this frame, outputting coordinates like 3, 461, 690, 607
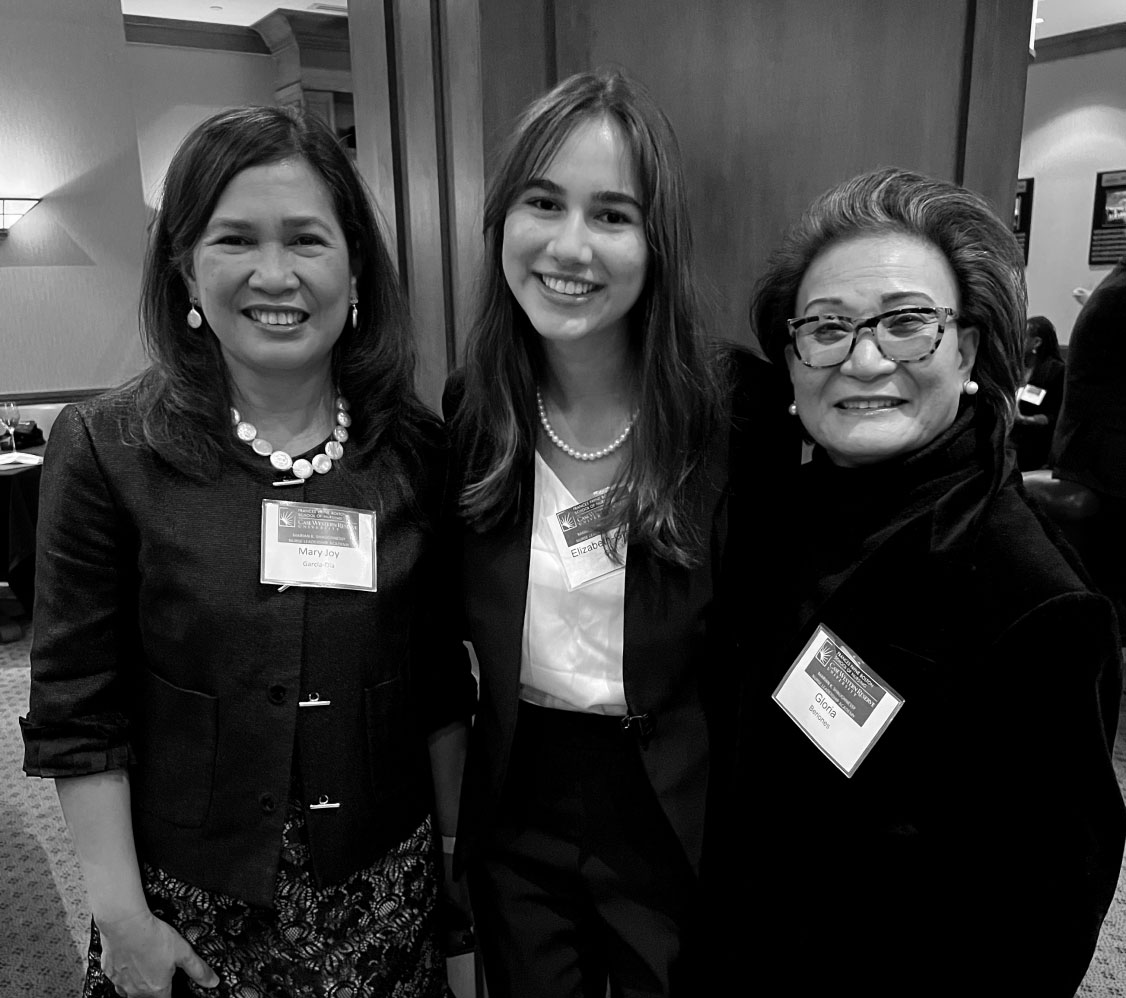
840, 399, 900, 410
542, 275, 595, 296
250, 309, 303, 326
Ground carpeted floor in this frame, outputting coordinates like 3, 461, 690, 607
2, 619, 1126, 996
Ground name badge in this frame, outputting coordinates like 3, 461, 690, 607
1018, 383, 1046, 406
551, 489, 626, 591
773, 623, 903, 777
260, 500, 377, 591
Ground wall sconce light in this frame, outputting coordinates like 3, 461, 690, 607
0, 199, 41, 238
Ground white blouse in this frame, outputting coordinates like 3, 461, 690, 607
518, 451, 627, 715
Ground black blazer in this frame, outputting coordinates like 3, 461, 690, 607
21, 390, 475, 907
722, 414, 1126, 996
444, 348, 798, 873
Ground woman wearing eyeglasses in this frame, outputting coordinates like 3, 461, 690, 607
727, 168, 1126, 996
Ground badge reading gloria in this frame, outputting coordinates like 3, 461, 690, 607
260, 500, 377, 591
772, 623, 903, 777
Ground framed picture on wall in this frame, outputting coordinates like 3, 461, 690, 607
1088, 170, 1126, 265
1013, 178, 1033, 265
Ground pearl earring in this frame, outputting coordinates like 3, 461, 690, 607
187, 298, 202, 330
962, 379, 979, 396
787, 401, 798, 416
350, 296, 358, 330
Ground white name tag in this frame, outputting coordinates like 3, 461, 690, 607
1018, 383, 1046, 406
260, 500, 377, 591
773, 624, 904, 777
550, 490, 626, 591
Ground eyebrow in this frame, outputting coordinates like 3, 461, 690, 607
523, 177, 643, 212
802, 291, 939, 312
205, 215, 335, 231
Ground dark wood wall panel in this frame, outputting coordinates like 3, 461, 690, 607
481, 0, 1033, 349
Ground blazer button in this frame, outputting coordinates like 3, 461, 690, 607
259, 792, 277, 814
267, 684, 287, 705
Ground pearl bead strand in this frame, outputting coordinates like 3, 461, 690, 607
535, 388, 636, 462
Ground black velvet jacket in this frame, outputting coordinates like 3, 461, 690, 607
713, 407, 1126, 995
21, 391, 475, 907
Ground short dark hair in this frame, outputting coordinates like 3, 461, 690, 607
751, 167, 1025, 428
454, 69, 724, 566
134, 104, 426, 477
1026, 314, 1061, 363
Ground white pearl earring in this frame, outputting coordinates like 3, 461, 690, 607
962, 379, 979, 396
350, 296, 358, 330
187, 298, 203, 330
787, 401, 798, 416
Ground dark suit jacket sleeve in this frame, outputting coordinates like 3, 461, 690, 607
413, 415, 477, 732
21, 403, 136, 777
967, 591, 1125, 993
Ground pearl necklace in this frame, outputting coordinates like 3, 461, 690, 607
535, 388, 636, 462
232, 396, 351, 486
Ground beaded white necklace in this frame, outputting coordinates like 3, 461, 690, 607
535, 388, 636, 462
232, 396, 351, 486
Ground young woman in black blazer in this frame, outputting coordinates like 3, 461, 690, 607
445, 69, 795, 997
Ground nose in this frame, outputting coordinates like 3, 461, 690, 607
838, 328, 897, 379
546, 210, 594, 267
248, 244, 300, 293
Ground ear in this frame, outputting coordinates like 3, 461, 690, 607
180, 261, 198, 301
955, 324, 979, 379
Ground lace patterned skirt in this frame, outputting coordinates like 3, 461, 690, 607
82, 802, 450, 998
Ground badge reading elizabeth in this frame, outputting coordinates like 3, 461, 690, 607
773, 623, 904, 777
551, 489, 626, 591
260, 500, 377, 591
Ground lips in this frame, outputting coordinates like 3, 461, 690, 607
244, 307, 309, 326
539, 274, 599, 296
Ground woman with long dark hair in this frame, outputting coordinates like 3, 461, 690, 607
445, 69, 794, 996
21, 105, 473, 998
1012, 313, 1065, 469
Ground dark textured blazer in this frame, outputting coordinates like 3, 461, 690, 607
1053, 260, 1126, 497
21, 390, 475, 908
444, 347, 798, 873
720, 412, 1126, 996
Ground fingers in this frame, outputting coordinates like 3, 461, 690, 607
177, 944, 221, 989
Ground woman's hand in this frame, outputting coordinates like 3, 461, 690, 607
98, 909, 219, 998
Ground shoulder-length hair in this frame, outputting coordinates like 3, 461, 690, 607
1027, 315, 1062, 364
134, 104, 428, 478
750, 167, 1026, 431
454, 69, 724, 567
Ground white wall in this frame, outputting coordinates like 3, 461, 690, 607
0, 0, 150, 395
1020, 46, 1126, 342
127, 44, 276, 207
0, 4, 277, 396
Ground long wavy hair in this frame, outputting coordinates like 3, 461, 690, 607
453, 69, 725, 567
751, 167, 1026, 432
131, 104, 429, 478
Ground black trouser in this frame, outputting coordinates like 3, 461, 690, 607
469, 702, 697, 998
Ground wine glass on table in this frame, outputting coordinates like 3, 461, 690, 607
0, 401, 19, 452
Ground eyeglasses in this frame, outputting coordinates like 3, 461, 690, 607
787, 306, 957, 369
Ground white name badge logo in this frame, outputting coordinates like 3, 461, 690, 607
551, 489, 626, 591
260, 500, 377, 591
1018, 383, 1046, 406
773, 623, 903, 777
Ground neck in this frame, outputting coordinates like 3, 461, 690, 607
228, 364, 336, 452
540, 326, 634, 411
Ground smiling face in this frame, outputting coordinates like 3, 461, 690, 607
185, 156, 355, 386
501, 115, 649, 350
787, 232, 979, 466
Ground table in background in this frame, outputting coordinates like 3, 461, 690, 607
0, 444, 45, 618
